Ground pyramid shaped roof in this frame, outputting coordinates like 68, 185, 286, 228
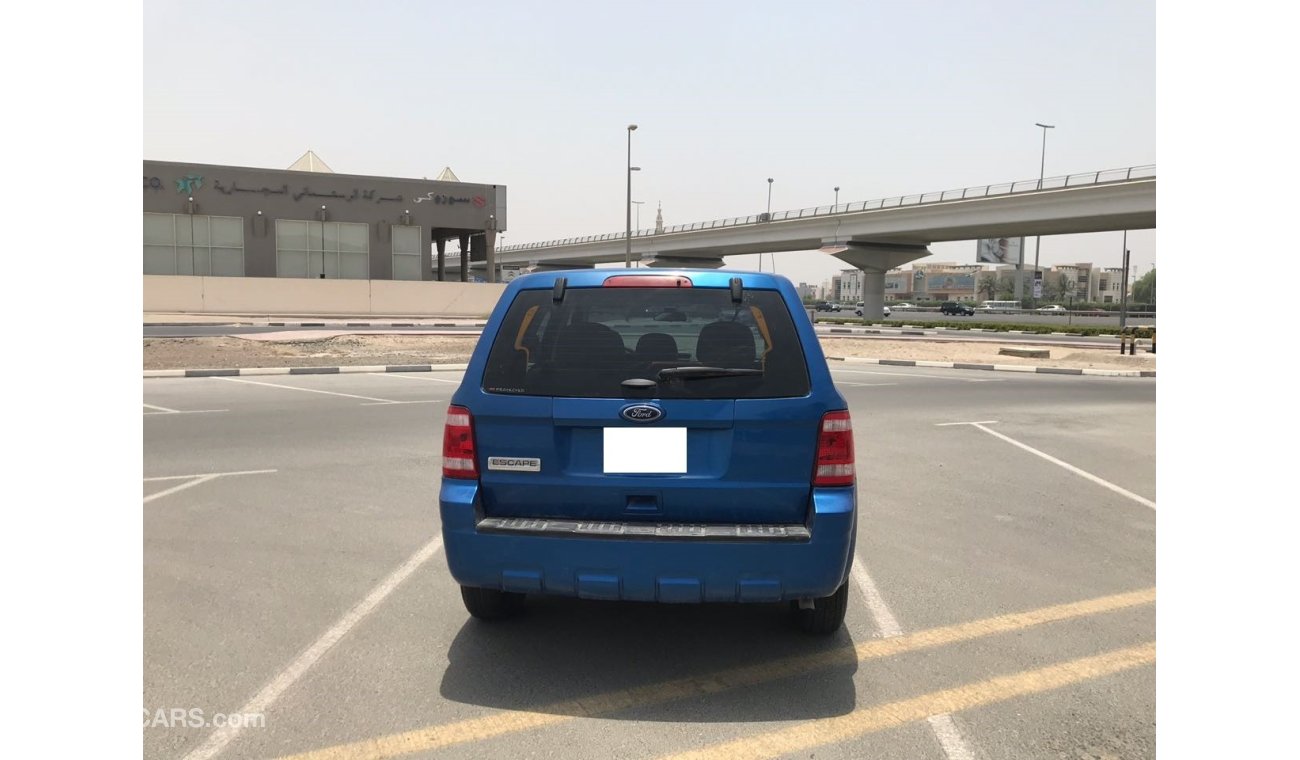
435, 166, 460, 182
287, 150, 334, 173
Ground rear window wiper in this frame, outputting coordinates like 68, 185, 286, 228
656, 366, 763, 381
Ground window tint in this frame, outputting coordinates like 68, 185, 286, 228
482, 287, 810, 398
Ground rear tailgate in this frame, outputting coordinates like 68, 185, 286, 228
475, 396, 819, 524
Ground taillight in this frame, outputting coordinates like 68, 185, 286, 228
442, 405, 478, 479
813, 410, 855, 486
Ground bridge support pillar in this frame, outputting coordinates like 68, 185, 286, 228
821, 241, 932, 319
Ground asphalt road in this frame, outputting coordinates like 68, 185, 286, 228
144, 367, 1155, 760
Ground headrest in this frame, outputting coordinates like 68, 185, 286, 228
696, 321, 756, 367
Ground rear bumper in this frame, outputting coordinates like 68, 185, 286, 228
439, 480, 856, 603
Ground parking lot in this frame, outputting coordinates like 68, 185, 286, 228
144, 366, 1155, 760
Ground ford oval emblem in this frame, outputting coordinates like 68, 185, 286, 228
620, 404, 664, 423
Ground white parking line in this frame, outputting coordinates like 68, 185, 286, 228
939, 421, 1156, 510
144, 408, 229, 415
210, 376, 400, 403
143, 475, 220, 504
832, 368, 1001, 383
144, 469, 278, 482
851, 557, 978, 757
851, 556, 902, 637
142, 469, 277, 505
179, 536, 445, 760
927, 714, 978, 760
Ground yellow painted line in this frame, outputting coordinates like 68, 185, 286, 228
275, 587, 1154, 760
659, 641, 1156, 760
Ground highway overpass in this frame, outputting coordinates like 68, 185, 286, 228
460, 165, 1155, 318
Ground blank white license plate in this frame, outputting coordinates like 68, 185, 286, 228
603, 427, 687, 474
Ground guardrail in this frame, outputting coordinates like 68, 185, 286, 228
499, 164, 1156, 253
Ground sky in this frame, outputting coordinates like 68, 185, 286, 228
144, 0, 1155, 287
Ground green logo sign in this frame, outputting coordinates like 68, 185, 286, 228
175, 175, 203, 194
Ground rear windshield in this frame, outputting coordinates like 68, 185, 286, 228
481, 287, 811, 398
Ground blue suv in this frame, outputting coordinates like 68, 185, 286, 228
439, 269, 857, 633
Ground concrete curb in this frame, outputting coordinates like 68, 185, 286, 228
262, 321, 487, 328
826, 355, 1155, 378
145, 321, 487, 328
818, 324, 1144, 341
144, 363, 469, 379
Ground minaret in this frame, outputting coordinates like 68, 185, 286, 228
655, 201, 664, 234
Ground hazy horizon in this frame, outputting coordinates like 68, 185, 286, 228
145, 0, 1155, 285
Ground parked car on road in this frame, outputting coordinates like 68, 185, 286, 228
939, 301, 975, 316
1037, 304, 1067, 314
441, 270, 857, 634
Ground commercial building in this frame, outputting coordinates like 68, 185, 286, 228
868, 261, 1133, 303
143, 154, 507, 282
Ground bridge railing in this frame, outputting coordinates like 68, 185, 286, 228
498, 164, 1155, 253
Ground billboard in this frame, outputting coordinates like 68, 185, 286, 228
976, 237, 1022, 265
927, 274, 976, 292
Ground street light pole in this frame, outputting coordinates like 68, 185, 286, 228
625, 124, 638, 268
762, 178, 773, 272
834, 186, 840, 208
631, 200, 644, 232
1032, 122, 1055, 307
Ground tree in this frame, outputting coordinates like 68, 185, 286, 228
977, 272, 998, 301
1133, 268, 1155, 305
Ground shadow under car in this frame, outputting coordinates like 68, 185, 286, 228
438, 595, 859, 723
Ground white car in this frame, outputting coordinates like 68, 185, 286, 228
1036, 304, 1066, 314
891, 302, 915, 310
854, 306, 890, 317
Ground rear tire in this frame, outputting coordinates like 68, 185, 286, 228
460, 585, 525, 621
795, 581, 850, 635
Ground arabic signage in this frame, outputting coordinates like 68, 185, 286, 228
144, 169, 490, 211
212, 179, 406, 204
413, 191, 487, 207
